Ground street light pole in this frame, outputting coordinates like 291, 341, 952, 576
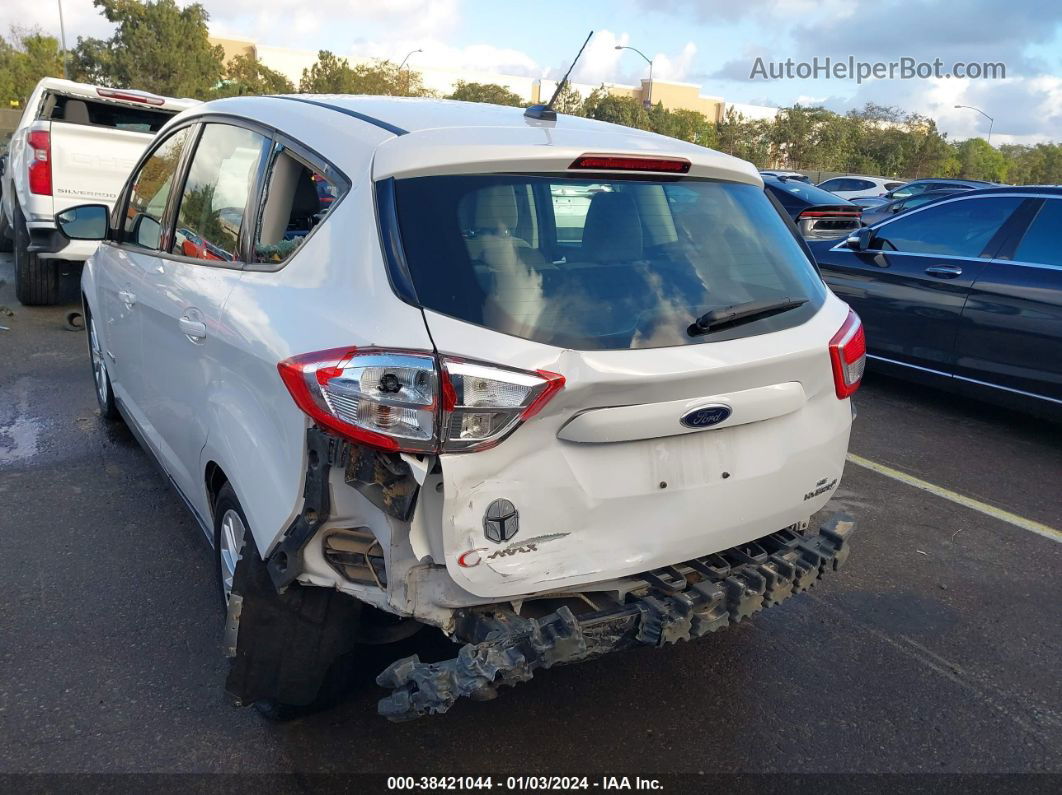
397, 48, 422, 96
614, 45, 654, 109
954, 104, 995, 145
57, 0, 69, 79
397, 48, 423, 72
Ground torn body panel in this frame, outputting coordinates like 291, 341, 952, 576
376, 513, 855, 721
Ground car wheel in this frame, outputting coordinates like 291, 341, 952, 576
86, 308, 120, 421
214, 483, 248, 607
13, 202, 59, 305
213, 482, 345, 723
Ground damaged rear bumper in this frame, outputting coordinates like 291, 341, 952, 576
377, 513, 855, 721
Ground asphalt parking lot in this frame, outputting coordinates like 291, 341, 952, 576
0, 253, 1059, 777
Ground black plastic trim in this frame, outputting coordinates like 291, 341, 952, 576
374, 177, 420, 306
270, 95, 408, 137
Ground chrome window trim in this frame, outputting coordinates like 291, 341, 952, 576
867, 354, 1061, 405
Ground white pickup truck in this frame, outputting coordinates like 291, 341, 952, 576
0, 78, 197, 305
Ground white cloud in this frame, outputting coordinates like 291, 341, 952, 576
561, 30, 698, 87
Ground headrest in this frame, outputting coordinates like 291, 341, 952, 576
473, 185, 520, 231
581, 192, 643, 262
291, 173, 321, 218
64, 100, 91, 125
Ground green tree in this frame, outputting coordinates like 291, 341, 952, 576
582, 87, 651, 130
658, 107, 716, 146
447, 80, 524, 106
299, 51, 429, 96
0, 28, 64, 108
954, 138, 1007, 181
214, 53, 293, 97
550, 82, 584, 116
715, 107, 771, 164
71, 0, 224, 98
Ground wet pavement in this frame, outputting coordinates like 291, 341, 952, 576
0, 253, 1059, 776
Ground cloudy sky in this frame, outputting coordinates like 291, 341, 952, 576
7, 0, 1061, 143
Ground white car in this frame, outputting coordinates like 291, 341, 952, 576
0, 78, 197, 305
816, 175, 905, 199
61, 96, 863, 721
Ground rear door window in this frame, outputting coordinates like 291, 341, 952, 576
392, 175, 825, 350
122, 127, 191, 250
254, 149, 344, 265
1012, 199, 1062, 267
170, 124, 269, 263
46, 93, 175, 133
873, 196, 1023, 257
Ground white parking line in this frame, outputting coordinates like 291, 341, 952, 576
846, 453, 1062, 544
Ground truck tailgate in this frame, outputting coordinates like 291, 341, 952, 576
49, 122, 152, 213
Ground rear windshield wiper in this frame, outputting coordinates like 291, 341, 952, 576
688, 298, 808, 337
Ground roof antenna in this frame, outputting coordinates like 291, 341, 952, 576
525, 30, 593, 121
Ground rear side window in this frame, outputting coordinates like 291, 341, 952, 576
1013, 200, 1062, 267
170, 124, 269, 263
254, 149, 342, 265
391, 175, 825, 351
873, 197, 1023, 257
46, 93, 175, 133
122, 127, 190, 250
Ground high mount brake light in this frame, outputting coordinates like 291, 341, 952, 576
569, 154, 691, 174
26, 130, 51, 196
829, 310, 866, 399
278, 349, 565, 453
96, 87, 166, 106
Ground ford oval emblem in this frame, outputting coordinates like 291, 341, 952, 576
680, 404, 732, 429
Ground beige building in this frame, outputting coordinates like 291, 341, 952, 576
211, 35, 257, 63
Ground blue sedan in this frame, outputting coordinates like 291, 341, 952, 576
810, 186, 1062, 418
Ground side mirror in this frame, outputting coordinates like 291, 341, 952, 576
845, 226, 873, 252
56, 204, 109, 241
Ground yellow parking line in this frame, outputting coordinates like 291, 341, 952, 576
846, 453, 1062, 544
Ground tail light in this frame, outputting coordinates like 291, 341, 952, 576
829, 310, 866, 399
26, 130, 51, 196
797, 207, 862, 240
278, 348, 564, 454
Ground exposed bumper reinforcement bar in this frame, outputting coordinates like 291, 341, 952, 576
376, 513, 855, 721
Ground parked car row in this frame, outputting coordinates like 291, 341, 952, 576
6, 79, 1058, 727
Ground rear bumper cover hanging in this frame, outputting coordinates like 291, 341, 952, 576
376, 513, 856, 721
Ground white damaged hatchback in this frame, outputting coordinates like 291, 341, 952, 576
66, 95, 864, 721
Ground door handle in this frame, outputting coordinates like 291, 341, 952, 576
178, 316, 207, 341
925, 265, 963, 279
117, 289, 136, 307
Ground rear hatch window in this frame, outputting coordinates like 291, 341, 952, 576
44, 93, 176, 133
391, 175, 825, 351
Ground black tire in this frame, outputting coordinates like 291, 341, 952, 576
214, 483, 357, 723
13, 201, 59, 305
0, 208, 14, 253
84, 304, 120, 421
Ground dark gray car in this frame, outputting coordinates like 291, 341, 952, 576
860, 189, 967, 225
